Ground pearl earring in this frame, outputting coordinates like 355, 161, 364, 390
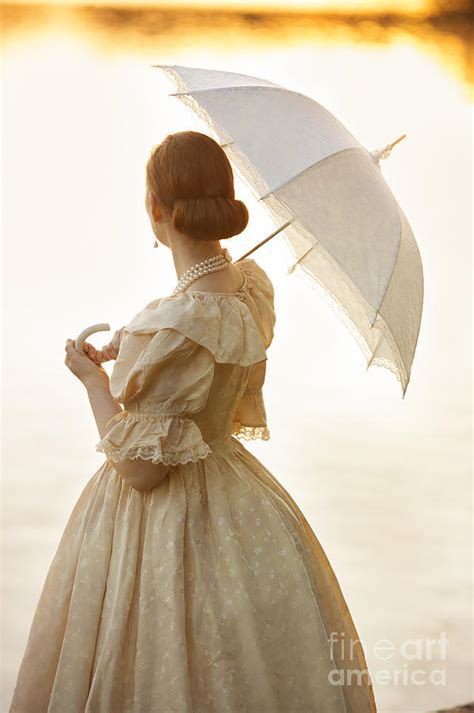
153, 221, 159, 248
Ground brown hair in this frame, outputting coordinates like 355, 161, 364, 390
146, 130, 249, 241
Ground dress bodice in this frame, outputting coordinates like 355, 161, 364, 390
95, 258, 276, 465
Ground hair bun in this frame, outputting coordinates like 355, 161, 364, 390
146, 130, 250, 241
172, 195, 248, 241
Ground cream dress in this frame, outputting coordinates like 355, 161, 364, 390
9, 258, 377, 713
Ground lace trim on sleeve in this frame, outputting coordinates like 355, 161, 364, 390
95, 409, 212, 466
231, 387, 270, 441
232, 424, 271, 441
96, 440, 212, 466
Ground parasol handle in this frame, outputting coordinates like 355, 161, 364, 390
235, 220, 292, 262
75, 323, 111, 352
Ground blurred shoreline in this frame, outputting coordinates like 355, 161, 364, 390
2, 3, 472, 88
1, 5, 472, 52
2, 1, 471, 20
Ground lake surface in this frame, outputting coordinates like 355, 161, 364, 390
1, 5, 472, 711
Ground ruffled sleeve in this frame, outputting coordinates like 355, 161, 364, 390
95, 328, 216, 466
231, 360, 270, 441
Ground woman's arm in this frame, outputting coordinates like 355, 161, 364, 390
84, 374, 171, 492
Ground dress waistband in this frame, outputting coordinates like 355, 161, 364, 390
206, 435, 237, 456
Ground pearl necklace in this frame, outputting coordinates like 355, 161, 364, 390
172, 248, 233, 296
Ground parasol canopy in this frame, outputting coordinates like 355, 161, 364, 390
153, 64, 424, 397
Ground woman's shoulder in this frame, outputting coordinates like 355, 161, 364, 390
120, 257, 275, 367
236, 258, 275, 348
123, 256, 275, 356
179, 257, 276, 349
237, 256, 274, 297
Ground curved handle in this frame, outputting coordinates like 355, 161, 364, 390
75, 323, 111, 352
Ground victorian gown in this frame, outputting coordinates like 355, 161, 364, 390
9, 258, 377, 713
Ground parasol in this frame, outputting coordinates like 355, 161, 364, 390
152, 64, 424, 398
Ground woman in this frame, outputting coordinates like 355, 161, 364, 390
9, 130, 377, 712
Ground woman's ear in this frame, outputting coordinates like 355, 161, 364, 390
153, 206, 163, 223
149, 194, 165, 225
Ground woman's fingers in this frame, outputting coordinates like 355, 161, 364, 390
84, 341, 110, 365
95, 343, 117, 363
102, 328, 125, 361
82, 327, 125, 365
94, 349, 107, 363
83, 342, 101, 365
85, 343, 96, 359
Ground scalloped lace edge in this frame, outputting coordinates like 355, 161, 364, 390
232, 425, 271, 441
95, 440, 213, 466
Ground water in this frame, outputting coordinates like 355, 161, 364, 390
1, 5, 472, 711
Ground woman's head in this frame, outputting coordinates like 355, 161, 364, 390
145, 130, 249, 245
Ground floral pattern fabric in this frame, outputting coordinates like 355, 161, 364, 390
9, 258, 377, 713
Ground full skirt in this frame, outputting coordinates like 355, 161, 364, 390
9, 436, 377, 713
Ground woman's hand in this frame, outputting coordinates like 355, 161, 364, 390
64, 338, 110, 388
83, 327, 125, 365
